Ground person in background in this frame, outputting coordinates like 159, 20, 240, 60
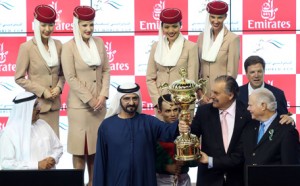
156, 94, 196, 186
197, 1, 240, 103
61, 5, 110, 186
93, 83, 186, 186
0, 91, 63, 170
146, 8, 199, 118
15, 4, 65, 137
242, 88, 300, 166
238, 55, 289, 117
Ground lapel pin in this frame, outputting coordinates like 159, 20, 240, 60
269, 129, 274, 141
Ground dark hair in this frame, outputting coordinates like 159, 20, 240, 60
157, 94, 172, 111
244, 55, 266, 73
214, 75, 239, 99
161, 21, 182, 27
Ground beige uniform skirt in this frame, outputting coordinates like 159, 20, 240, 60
67, 107, 106, 155
39, 110, 60, 138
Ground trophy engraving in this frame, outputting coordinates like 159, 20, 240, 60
159, 67, 207, 161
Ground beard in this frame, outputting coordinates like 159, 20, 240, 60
121, 103, 138, 114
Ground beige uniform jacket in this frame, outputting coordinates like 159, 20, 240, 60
146, 39, 199, 106
197, 26, 240, 95
61, 37, 110, 108
15, 38, 65, 113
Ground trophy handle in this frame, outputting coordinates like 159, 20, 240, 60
157, 83, 174, 105
197, 79, 207, 102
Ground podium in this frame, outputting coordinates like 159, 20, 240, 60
246, 165, 300, 186
0, 169, 84, 186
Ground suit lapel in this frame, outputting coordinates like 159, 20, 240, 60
250, 121, 260, 150
239, 84, 249, 104
227, 101, 248, 152
210, 106, 225, 153
32, 38, 51, 72
255, 116, 280, 149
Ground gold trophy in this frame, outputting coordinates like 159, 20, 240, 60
159, 67, 206, 161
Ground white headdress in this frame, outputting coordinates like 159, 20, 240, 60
154, 25, 184, 67
1, 92, 37, 162
201, 13, 225, 62
34, 19, 59, 67
105, 83, 142, 118
73, 17, 101, 66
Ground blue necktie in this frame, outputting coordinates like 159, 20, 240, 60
257, 123, 265, 144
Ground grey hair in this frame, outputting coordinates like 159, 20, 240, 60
251, 88, 277, 112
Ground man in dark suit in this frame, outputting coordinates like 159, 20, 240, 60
242, 88, 300, 165
185, 76, 296, 186
190, 75, 250, 186
238, 55, 288, 116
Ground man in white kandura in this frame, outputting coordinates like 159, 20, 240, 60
0, 91, 63, 170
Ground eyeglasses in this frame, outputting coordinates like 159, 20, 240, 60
122, 96, 139, 103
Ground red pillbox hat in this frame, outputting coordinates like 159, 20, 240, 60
159, 8, 182, 24
73, 6, 95, 21
206, 1, 228, 15
34, 5, 56, 23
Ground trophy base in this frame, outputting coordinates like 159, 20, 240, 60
174, 154, 201, 161
174, 133, 201, 161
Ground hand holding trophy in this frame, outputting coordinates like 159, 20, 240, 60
159, 67, 207, 161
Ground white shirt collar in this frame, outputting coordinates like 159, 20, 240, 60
248, 82, 265, 95
219, 100, 237, 117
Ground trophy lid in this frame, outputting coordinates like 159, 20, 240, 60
169, 79, 197, 91
169, 68, 197, 91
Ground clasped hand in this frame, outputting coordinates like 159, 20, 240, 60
178, 120, 190, 133
38, 157, 55, 170
43, 87, 61, 100
88, 95, 106, 111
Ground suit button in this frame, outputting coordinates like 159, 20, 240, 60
49, 85, 52, 88
207, 75, 209, 78
252, 153, 255, 156
93, 68, 96, 71
93, 80, 96, 83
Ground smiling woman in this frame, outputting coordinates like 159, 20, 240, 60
61, 5, 111, 186
14, 4, 64, 137
197, 0, 240, 102
146, 8, 199, 120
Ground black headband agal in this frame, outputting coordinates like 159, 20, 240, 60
13, 94, 37, 104
117, 83, 140, 93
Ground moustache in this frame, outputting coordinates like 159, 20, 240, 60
126, 105, 136, 108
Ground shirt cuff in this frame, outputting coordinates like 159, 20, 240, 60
208, 156, 213, 169
29, 161, 39, 169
